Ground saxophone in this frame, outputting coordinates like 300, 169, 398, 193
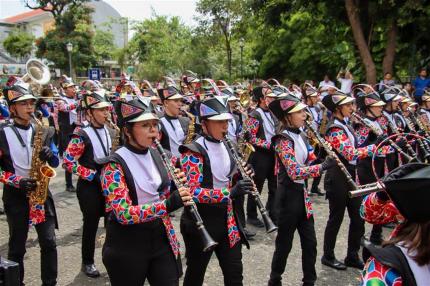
107, 118, 121, 152
28, 116, 56, 205
183, 111, 196, 144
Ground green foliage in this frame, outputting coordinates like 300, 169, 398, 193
35, 4, 96, 73
93, 28, 116, 63
2, 30, 35, 59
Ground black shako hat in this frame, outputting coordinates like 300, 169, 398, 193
115, 96, 158, 127
321, 92, 355, 112
382, 163, 430, 222
199, 95, 233, 121
268, 94, 307, 121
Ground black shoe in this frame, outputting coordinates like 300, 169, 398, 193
247, 217, 265, 228
66, 186, 76, 192
243, 228, 256, 240
82, 264, 100, 278
310, 187, 324, 196
344, 257, 364, 269
321, 256, 347, 270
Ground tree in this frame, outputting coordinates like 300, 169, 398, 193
196, 0, 246, 80
2, 30, 35, 60
36, 4, 96, 74
23, 0, 90, 25
93, 28, 116, 63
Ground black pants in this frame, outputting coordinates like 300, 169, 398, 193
65, 171, 73, 188
269, 185, 317, 286
5, 210, 57, 286
248, 150, 277, 221
76, 179, 105, 265
103, 219, 180, 286
323, 189, 364, 260
181, 217, 243, 286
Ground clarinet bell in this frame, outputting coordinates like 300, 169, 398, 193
200, 227, 218, 252
262, 213, 278, 233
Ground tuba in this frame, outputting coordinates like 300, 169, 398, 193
22, 59, 51, 96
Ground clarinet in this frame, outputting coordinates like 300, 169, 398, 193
224, 136, 278, 233
304, 120, 358, 190
154, 139, 218, 252
351, 112, 415, 162
381, 113, 417, 158
407, 109, 430, 155
401, 111, 430, 162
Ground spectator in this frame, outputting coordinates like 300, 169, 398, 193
337, 70, 353, 94
412, 68, 430, 103
318, 75, 335, 91
378, 72, 395, 91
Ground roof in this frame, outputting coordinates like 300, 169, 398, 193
2, 8, 51, 24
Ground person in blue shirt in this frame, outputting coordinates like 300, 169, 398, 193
412, 68, 430, 103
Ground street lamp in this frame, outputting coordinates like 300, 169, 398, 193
239, 37, 245, 78
66, 42, 73, 77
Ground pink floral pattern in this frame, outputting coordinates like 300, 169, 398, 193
243, 117, 272, 149
63, 136, 97, 181
101, 162, 180, 258
274, 138, 319, 219
180, 150, 241, 247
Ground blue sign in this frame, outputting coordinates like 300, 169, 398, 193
88, 68, 101, 80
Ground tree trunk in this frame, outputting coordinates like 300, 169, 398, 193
382, 19, 397, 75
226, 38, 232, 80
345, 0, 377, 84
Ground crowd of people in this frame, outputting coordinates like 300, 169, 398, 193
0, 66, 430, 286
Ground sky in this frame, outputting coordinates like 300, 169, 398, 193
0, 0, 198, 26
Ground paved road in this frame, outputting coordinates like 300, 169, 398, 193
0, 167, 384, 285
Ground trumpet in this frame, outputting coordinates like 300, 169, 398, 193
224, 135, 278, 233
351, 112, 415, 162
153, 139, 218, 252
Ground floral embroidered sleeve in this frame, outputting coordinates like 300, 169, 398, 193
243, 116, 271, 149
360, 257, 402, 286
326, 127, 390, 161
101, 162, 168, 224
360, 193, 404, 225
274, 138, 321, 180
180, 150, 230, 203
56, 100, 77, 112
63, 135, 97, 181
0, 168, 22, 188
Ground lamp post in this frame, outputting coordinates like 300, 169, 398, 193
66, 42, 73, 77
239, 37, 245, 78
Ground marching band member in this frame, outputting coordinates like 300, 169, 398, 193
418, 92, 430, 130
0, 78, 59, 286
56, 76, 78, 192
320, 93, 390, 270
100, 97, 191, 286
304, 89, 325, 196
243, 86, 279, 227
158, 86, 190, 158
267, 95, 335, 286
360, 163, 430, 285
380, 89, 404, 170
179, 96, 253, 286
62, 90, 113, 278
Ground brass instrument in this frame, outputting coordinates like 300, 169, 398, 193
318, 103, 328, 135
183, 110, 196, 144
351, 112, 415, 162
28, 115, 57, 206
154, 139, 218, 252
22, 59, 51, 96
224, 135, 278, 233
107, 118, 121, 152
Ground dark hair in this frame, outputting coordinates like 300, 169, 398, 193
384, 220, 430, 266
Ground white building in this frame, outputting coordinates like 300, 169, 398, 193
0, 0, 127, 77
